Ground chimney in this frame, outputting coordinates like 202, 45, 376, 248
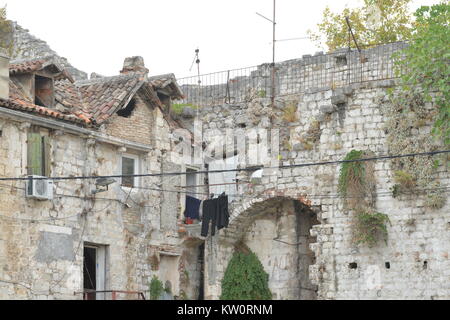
120, 56, 149, 80
0, 49, 9, 100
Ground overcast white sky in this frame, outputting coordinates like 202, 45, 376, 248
0, 0, 441, 79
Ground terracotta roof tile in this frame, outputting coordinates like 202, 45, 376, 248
9, 59, 45, 75
149, 74, 184, 100
3, 59, 184, 128
76, 74, 143, 124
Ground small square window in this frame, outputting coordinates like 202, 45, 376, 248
121, 155, 138, 187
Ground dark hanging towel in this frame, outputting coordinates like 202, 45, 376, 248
217, 193, 229, 230
184, 196, 201, 220
201, 198, 219, 237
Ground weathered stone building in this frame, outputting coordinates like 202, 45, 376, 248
0, 24, 448, 301
0, 25, 207, 299
176, 42, 450, 300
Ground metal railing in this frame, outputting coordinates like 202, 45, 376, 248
74, 290, 146, 300
176, 41, 408, 108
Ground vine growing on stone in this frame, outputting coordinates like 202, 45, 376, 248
338, 150, 389, 247
220, 246, 272, 300
381, 90, 446, 209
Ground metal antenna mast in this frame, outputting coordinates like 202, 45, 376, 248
256, 0, 276, 108
189, 48, 201, 113
190, 48, 201, 83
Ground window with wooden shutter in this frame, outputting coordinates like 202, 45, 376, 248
42, 136, 51, 177
27, 132, 51, 176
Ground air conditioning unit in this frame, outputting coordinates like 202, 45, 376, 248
26, 175, 54, 200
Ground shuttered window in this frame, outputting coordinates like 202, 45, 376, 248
27, 132, 51, 176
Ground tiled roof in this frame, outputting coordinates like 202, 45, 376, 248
2, 59, 184, 128
9, 57, 64, 76
9, 59, 45, 75
1, 81, 91, 125
76, 74, 143, 123
149, 73, 184, 100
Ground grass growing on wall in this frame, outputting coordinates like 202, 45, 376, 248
220, 246, 272, 300
171, 103, 201, 114
382, 90, 447, 209
338, 150, 366, 198
338, 150, 389, 247
354, 211, 390, 248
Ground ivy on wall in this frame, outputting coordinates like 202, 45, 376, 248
338, 150, 389, 247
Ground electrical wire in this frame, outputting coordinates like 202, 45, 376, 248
2, 180, 450, 205
129, 184, 450, 200
0, 149, 447, 182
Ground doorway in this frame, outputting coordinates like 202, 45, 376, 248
83, 244, 107, 300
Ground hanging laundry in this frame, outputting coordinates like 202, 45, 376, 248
217, 193, 229, 230
201, 198, 219, 237
200, 193, 230, 237
184, 196, 201, 220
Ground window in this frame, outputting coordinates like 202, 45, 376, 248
117, 98, 136, 118
34, 75, 54, 107
27, 131, 51, 176
186, 168, 198, 197
121, 154, 139, 187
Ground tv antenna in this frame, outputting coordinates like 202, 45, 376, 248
189, 48, 201, 85
256, 0, 276, 107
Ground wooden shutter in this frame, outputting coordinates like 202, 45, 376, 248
43, 136, 51, 177
27, 132, 43, 176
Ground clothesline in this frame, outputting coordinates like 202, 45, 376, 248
177, 181, 249, 188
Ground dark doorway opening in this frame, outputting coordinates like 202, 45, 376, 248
84, 246, 97, 300
198, 243, 205, 300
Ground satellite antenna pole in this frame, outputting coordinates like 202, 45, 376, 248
271, 0, 276, 108
345, 17, 361, 53
256, 0, 276, 107
189, 48, 201, 109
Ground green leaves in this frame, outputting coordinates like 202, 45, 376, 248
338, 150, 366, 197
309, 0, 414, 51
395, 2, 450, 145
220, 250, 272, 300
149, 276, 164, 300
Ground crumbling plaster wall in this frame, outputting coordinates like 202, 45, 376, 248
189, 77, 450, 300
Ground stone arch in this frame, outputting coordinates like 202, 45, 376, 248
205, 192, 322, 300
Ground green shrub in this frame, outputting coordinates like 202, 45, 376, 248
149, 276, 164, 300
220, 249, 272, 300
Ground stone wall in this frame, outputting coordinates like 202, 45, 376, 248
184, 75, 450, 300
10, 22, 88, 80
178, 42, 407, 108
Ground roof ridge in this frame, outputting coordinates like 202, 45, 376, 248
75, 73, 140, 87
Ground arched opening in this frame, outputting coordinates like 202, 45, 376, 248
221, 197, 320, 300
